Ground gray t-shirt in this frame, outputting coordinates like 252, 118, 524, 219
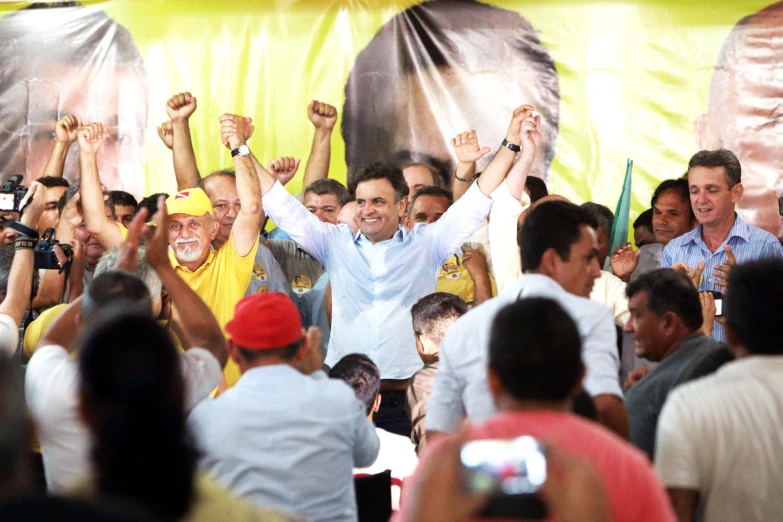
631, 243, 664, 280
245, 242, 291, 296
626, 333, 733, 459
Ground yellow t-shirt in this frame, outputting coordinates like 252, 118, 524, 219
169, 231, 259, 387
435, 254, 497, 305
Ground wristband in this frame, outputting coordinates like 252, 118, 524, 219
6, 221, 39, 241
14, 237, 37, 250
455, 172, 481, 183
501, 139, 521, 153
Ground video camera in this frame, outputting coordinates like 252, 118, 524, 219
34, 228, 74, 271
0, 175, 29, 214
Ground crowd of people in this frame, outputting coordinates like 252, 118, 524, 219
0, 91, 781, 522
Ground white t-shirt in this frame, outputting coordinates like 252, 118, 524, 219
0, 313, 19, 356
655, 356, 783, 521
25, 344, 221, 493
354, 427, 418, 510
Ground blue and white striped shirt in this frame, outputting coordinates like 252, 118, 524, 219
659, 214, 783, 342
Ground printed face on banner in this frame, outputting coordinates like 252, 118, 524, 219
0, 5, 148, 199
697, 2, 783, 239
342, 0, 560, 187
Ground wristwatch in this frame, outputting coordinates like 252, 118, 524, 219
231, 144, 250, 157
501, 139, 521, 153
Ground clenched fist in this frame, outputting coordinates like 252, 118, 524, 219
308, 100, 337, 130
77, 123, 107, 156
157, 121, 173, 150
166, 92, 197, 121
267, 156, 300, 186
505, 104, 535, 147
55, 115, 81, 144
219, 113, 254, 150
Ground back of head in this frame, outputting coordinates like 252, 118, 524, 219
82, 272, 152, 324
78, 312, 194, 519
0, 353, 28, 499
688, 149, 741, 188
349, 162, 409, 203
524, 176, 549, 204
579, 202, 614, 238
304, 178, 353, 208
37, 176, 70, 189
633, 208, 653, 231
411, 292, 468, 345
328, 354, 381, 415
407, 186, 454, 217
136, 193, 169, 216
724, 259, 783, 355
626, 269, 703, 331
489, 298, 582, 402
519, 201, 598, 272
95, 250, 162, 306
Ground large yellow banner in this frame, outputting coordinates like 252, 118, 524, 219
1, 0, 781, 237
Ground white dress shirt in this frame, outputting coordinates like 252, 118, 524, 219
261, 181, 493, 379
426, 274, 622, 433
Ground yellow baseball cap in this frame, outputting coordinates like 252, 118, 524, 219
166, 188, 214, 217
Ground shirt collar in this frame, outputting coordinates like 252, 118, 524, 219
512, 273, 566, 296
354, 225, 407, 244
687, 213, 751, 247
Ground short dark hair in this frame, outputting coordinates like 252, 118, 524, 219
579, 202, 614, 237
109, 191, 138, 210
37, 176, 70, 189
525, 176, 549, 204
136, 193, 169, 216
411, 292, 468, 346
196, 169, 236, 191
236, 339, 302, 363
349, 162, 409, 203
393, 152, 450, 188
407, 186, 454, 217
633, 208, 653, 231
651, 178, 689, 208
401, 162, 443, 188
688, 149, 741, 188
489, 298, 583, 402
82, 271, 153, 323
724, 259, 783, 355
303, 179, 352, 208
328, 354, 381, 416
0, 245, 39, 301
57, 183, 115, 218
626, 269, 703, 331
519, 201, 598, 272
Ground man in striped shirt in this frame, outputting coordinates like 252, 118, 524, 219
659, 149, 783, 342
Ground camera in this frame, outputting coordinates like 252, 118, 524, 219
34, 228, 74, 271
0, 175, 29, 214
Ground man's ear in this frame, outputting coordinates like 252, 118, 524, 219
694, 113, 722, 150
731, 182, 744, 204
227, 339, 243, 366
487, 366, 504, 403
539, 247, 558, 276
397, 196, 408, 219
373, 394, 381, 414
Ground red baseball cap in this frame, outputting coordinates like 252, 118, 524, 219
225, 293, 302, 350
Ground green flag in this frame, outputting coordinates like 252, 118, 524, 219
609, 159, 633, 256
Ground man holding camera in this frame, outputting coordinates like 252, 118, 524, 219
0, 182, 47, 355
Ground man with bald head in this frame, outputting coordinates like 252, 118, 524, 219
696, 2, 783, 239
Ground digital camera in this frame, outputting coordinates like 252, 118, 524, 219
0, 175, 29, 214
34, 228, 74, 271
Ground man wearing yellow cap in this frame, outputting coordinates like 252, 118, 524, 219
166, 117, 263, 387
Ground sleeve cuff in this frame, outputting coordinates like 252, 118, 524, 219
261, 180, 289, 206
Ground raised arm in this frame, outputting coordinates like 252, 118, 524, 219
166, 92, 201, 191
42, 115, 80, 179
140, 199, 228, 368
219, 113, 263, 257
77, 123, 123, 249
302, 100, 337, 189
451, 130, 490, 202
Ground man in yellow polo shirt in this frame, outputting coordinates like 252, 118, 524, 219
166, 116, 262, 387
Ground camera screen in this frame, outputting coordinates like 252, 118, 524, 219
460, 436, 547, 495
715, 298, 723, 317
0, 193, 15, 212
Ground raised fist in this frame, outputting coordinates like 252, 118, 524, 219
451, 130, 491, 164
505, 104, 535, 146
219, 114, 254, 150
55, 115, 81, 144
77, 123, 107, 156
166, 92, 197, 121
157, 121, 173, 150
519, 113, 542, 162
267, 156, 301, 185
308, 100, 337, 130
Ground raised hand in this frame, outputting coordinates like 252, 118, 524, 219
452, 130, 491, 164
308, 100, 337, 130
624, 365, 652, 389
267, 156, 300, 186
462, 246, 489, 279
519, 112, 542, 163
157, 121, 173, 150
713, 245, 736, 294
77, 123, 107, 156
699, 291, 716, 336
55, 115, 81, 144
610, 243, 641, 282
114, 207, 146, 273
166, 92, 197, 121
671, 260, 706, 290
219, 113, 254, 149
142, 196, 171, 270
505, 104, 535, 146
19, 182, 46, 228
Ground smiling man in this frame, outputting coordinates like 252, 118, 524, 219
248, 105, 538, 435
659, 149, 783, 342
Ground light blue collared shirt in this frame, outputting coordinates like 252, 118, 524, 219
262, 181, 493, 379
426, 274, 622, 433
659, 214, 783, 342
188, 365, 379, 522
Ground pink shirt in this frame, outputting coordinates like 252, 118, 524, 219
399, 410, 675, 522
